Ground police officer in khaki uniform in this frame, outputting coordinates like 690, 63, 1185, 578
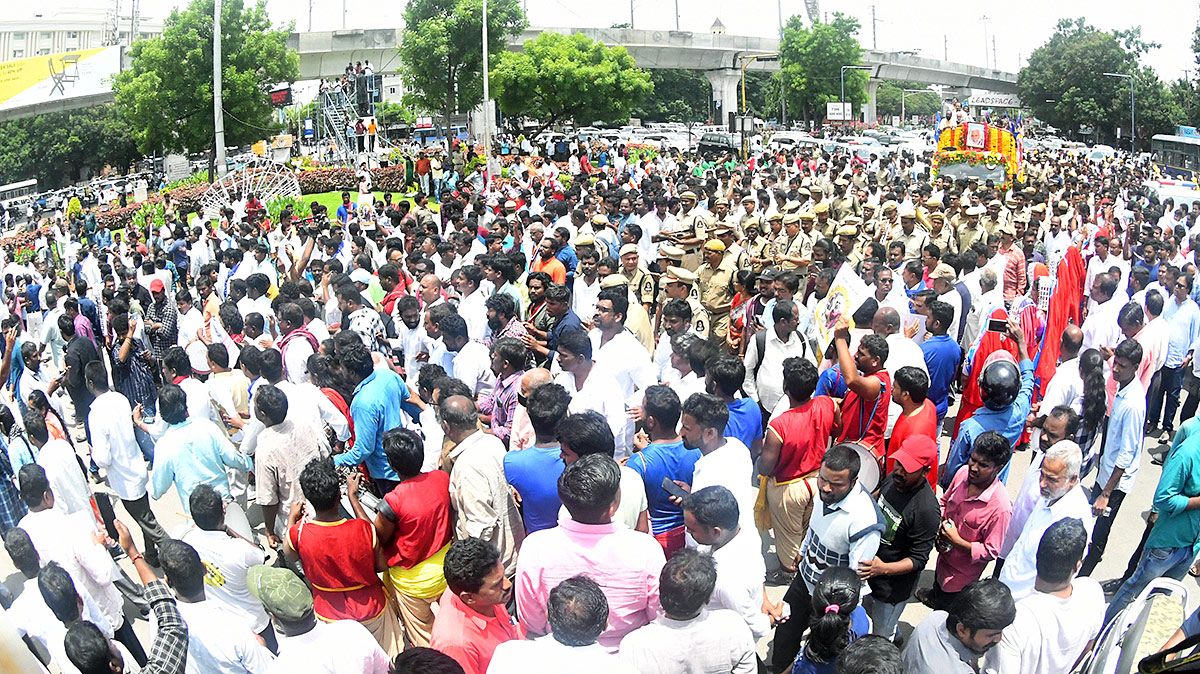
892, 207, 930, 261
619, 243, 657, 313
744, 216, 774, 272
836, 220, 865, 267
928, 211, 957, 255
662, 266, 709, 338
736, 194, 759, 239
878, 200, 900, 241
775, 212, 813, 274
814, 201, 838, 238
671, 191, 709, 271
830, 177, 861, 221
981, 199, 1005, 235
697, 239, 736, 350
958, 205, 989, 253
713, 226, 749, 270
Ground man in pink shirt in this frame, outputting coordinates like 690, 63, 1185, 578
430, 538, 523, 674
508, 369, 551, 452
918, 431, 1013, 611
515, 453, 665, 652
997, 223, 1027, 301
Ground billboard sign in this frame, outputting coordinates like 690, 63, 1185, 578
967, 92, 1022, 108
826, 102, 852, 121
269, 87, 292, 107
1179, 125, 1199, 138
0, 46, 121, 113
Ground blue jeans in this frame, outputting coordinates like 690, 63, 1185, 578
864, 594, 907, 640
1104, 544, 1195, 625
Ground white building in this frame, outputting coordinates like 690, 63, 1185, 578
0, 7, 162, 62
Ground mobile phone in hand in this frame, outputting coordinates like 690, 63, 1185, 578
662, 477, 688, 500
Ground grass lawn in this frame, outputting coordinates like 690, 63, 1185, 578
303, 191, 440, 215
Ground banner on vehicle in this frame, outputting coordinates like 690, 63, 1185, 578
0, 46, 122, 113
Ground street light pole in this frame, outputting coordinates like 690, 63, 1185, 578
840, 65, 870, 125
213, 0, 226, 178
481, 0, 492, 180
901, 88, 935, 125
1104, 71, 1135, 153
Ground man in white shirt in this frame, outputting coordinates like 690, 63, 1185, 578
554, 331, 633, 459
16, 464, 131, 655
85, 361, 170, 567
453, 265, 490, 342
5, 527, 115, 674
682, 487, 770, 641
491, 574, 640, 674
742, 299, 810, 414
619, 548, 757, 674
984, 518, 1103, 674
999, 441, 1094, 602
1081, 272, 1124, 352
571, 249, 603, 320
176, 484, 274, 649
24, 409, 91, 516
441, 313, 496, 398
158, 539, 275, 674
678, 394, 756, 536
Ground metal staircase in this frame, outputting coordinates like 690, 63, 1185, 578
316, 75, 387, 167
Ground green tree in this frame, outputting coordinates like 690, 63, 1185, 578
0, 106, 141, 188
113, 0, 298, 178
874, 81, 940, 121
398, 0, 526, 140
778, 12, 865, 127
491, 32, 652, 133
1017, 18, 1158, 146
631, 70, 710, 122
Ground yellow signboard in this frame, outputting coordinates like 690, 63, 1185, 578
0, 46, 121, 113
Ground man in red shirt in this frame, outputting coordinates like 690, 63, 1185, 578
832, 315, 891, 459
997, 222, 1027, 300
284, 458, 402, 657
757, 356, 839, 577
373, 427, 453, 647
430, 537, 522, 674
888, 365, 939, 489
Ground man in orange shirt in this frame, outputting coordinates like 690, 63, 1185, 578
888, 365, 939, 490
530, 237, 567, 285
430, 537, 522, 674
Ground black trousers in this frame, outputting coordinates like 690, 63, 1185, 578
1080, 484, 1127, 576
771, 578, 814, 673
114, 616, 147, 666
122, 494, 171, 561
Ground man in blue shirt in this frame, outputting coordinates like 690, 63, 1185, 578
335, 191, 357, 224
502, 382, 568, 533
333, 337, 422, 494
552, 226, 578, 284
1148, 273, 1200, 440
1081, 338, 1146, 577
704, 355, 763, 457
533, 284, 582, 366
941, 318, 1034, 489
921, 300, 963, 438
627, 385, 700, 557
1106, 413, 1200, 623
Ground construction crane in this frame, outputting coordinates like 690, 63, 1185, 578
803, 0, 820, 25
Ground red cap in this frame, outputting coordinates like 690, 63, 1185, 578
149, 279, 165, 292
893, 435, 938, 473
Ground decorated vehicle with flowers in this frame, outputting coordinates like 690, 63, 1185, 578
932, 122, 1024, 189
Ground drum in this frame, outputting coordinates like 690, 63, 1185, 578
845, 441, 882, 493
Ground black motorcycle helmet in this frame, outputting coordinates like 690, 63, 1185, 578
979, 360, 1020, 411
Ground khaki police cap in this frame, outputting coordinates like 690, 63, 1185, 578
665, 266, 697, 284
814, 202, 830, 214
659, 244, 685, 259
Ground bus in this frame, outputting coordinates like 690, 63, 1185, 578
0, 178, 37, 206
1150, 134, 1200, 180
932, 122, 1023, 189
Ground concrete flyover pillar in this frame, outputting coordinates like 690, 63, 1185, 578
705, 68, 742, 127
866, 78, 880, 125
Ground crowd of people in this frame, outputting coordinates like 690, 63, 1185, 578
0, 130, 1198, 674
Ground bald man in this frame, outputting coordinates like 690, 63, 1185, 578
509, 369, 552, 452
